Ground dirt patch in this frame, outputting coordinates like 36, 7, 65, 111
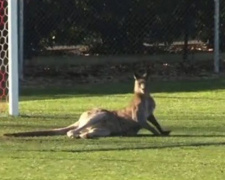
21, 60, 225, 88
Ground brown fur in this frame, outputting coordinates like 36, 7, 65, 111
4, 72, 171, 138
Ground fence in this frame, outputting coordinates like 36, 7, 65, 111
23, 0, 222, 56
21, 1, 224, 79
0, 0, 224, 115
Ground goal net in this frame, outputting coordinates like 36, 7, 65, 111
0, 0, 8, 115
0, 0, 18, 116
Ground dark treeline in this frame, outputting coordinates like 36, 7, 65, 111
24, 0, 225, 57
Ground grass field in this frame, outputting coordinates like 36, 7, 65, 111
0, 78, 225, 180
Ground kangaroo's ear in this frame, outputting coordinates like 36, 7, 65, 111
142, 72, 149, 79
133, 73, 139, 80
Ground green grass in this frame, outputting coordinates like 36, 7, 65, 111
1, 78, 225, 180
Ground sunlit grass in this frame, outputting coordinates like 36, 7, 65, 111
0, 78, 225, 180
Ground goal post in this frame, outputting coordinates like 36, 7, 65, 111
8, 0, 19, 116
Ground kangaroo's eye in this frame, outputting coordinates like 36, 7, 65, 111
138, 81, 145, 85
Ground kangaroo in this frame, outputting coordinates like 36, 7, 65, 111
4, 72, 171, 138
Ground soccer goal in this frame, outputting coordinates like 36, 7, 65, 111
0, 0, 18, 116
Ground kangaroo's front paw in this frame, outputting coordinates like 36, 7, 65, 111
161, 130, 171, 136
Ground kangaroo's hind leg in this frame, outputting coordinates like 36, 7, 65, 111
79, 128, 111, 139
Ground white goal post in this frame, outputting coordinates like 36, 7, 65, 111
8, 0, 19, 116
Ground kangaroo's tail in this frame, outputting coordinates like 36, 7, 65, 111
4, 122, 79, 137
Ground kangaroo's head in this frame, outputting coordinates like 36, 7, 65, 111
133, 72, 149, 94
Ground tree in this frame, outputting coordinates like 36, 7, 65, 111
23, 0, 220, 57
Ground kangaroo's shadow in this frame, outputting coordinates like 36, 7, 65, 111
31, 134, 225, 153
59, 141, 225, 153
4, 133, 225, 153
63, 134, 225, 153
124, 134, 225, 138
